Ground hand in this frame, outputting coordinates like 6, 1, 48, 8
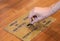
28, 7, 51, 24
28, 1, 60, 24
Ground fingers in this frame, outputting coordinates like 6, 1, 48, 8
28, 7, 45, 24
30, 16, 44, 24
28, 9, 37, 22
28, 7, 40, 19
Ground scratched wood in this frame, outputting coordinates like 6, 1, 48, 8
0, 0, 60, 41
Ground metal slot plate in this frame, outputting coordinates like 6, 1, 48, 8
4, 13, 56, 41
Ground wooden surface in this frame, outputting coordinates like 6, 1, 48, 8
0, 0, 60, 41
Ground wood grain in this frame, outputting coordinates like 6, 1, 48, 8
0, 0, 60, 41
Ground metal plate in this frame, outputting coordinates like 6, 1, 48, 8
4, 13, 56, 41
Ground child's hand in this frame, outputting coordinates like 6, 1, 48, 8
28, 1, 60, 24
28, 7, 51, 24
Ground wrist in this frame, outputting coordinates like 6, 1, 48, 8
49, 1, 60, 14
